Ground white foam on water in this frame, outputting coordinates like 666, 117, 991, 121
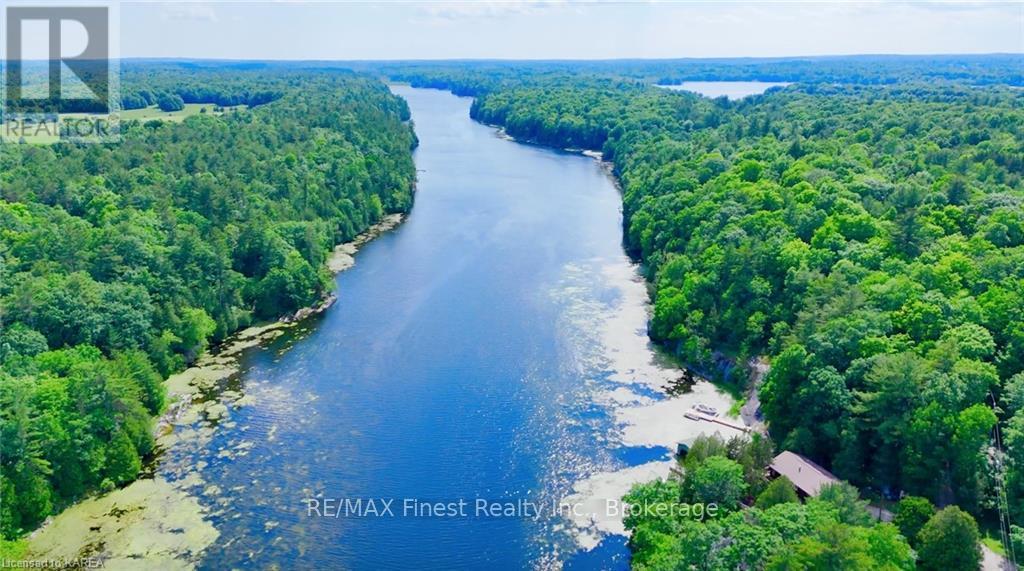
550, 257, 743, 552
617, 384, 744, 449
561, 460, 676, 550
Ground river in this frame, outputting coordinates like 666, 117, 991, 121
31, 86, 742, 570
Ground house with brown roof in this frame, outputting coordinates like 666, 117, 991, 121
768, 451, 840, 498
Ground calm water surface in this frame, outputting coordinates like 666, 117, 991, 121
158, 86, 735, 570
657, 80, 791, 99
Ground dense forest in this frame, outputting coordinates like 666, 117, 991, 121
0, 68, 416, 539
119, 64, 285, 111
624, 433, 983, 570
2, 62, 284, 113
367, 53, 1024, 95
385, 60, 1024, 566
2, 53, 1023, 567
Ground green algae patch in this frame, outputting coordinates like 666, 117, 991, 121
26, 478, 218, 570
217, 323, 291, 358
164, 362, 237, 397
0, 539, 29, 561
157, 320, 294, 443
14, 209, 411, 569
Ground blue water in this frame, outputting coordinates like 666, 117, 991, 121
657, 80, 791, 99
160, 86, 667, 569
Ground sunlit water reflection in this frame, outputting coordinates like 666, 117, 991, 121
154, 87, 739, 570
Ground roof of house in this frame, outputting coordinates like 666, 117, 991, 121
769, 451, 839, 497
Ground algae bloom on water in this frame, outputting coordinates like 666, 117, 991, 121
26, 478, 218, 571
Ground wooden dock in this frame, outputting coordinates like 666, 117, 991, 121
684, 410, 750, 433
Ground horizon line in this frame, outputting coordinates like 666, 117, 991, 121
7, 52, 1021, 64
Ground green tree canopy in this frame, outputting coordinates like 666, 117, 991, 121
892, 495, 935, 548
916, 506, 982, 571
756, 476, 800, 509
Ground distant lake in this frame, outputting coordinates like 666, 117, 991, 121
657, 81, 792, 99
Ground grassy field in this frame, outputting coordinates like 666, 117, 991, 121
119, 103, 248, 122
58, 103, 248, 125
2, 104, 249, 144
982, 532, 1008, 557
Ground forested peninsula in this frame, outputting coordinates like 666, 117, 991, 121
0, 68, 416, 542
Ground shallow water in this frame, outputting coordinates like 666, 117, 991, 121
657, 80, 791, 99
154, 86, 739, 570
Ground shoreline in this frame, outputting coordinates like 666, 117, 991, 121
158, 212, 406, 434
480, 114, 765, 553
22, 212, 408, 567
487, 116, 764, 394
489, 123, 606, 162
155, 212, 406, 443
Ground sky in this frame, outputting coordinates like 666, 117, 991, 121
89, 1, 1024, 60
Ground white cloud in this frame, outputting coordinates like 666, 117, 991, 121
414, 0, 568, 23
122, 1, 1023, 60
158, 2, 219, 23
